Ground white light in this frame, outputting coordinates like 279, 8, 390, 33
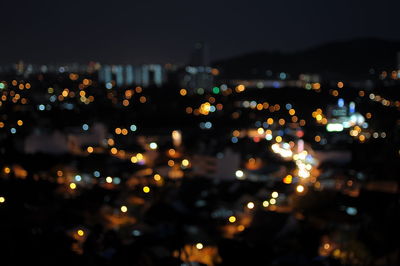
149, 142, 158, 150
130, 124, 137, 132
247, 202, 255, 209
235, 170, 244, 179
326, 123, 344, 132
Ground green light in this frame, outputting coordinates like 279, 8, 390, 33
0, 83, 4, 89
212, 87, 220, 94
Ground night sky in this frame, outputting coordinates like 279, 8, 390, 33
1, 0, 399, 64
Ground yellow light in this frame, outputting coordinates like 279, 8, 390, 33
180, 89, 187, 96
168, 148, 176, 156
182, 159, 189, 167
196, 243, 203, 250
122, 99, 129, 107
283, 175, 292, 184
131, 156, 138, 163
111, 147, 118, 154
115, 128, 122, 134
228, 216, 236, 223
4, 167, 11, 174
289, 109, 295, 116
275, 136, 282, 143
271, 191, 279, 198
120, 205, 128, 213
17, 120, 23, 126
247, 202, 254, 209
77, 230, 84, 236
267, 118, 274, 125
257, 127, 264, 134
70, 183, 77, 190
154, 174, 161, 181
237, 84, 245, 92
262, 200, 269, 207
87, 146, 94, 153
316, 114, 322, 121
143, 186, 150, 193
270, 198, 276, 205
106, 176, 113, 183
136, 153, 143, 160
296, 185, 304, 193
0, 197, 5, 203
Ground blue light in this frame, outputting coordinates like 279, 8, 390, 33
49, 95, 57, 102
338, 98, 344, 108
106, 82, 113, 89
205, 122, 212, 129
75, 175, 82, 182
93, 171, 100, 177
272, 81, 280, 88
285, 103, 292, 110
38, 104, 45, 111
10, 128, 16, 134
231, 137, 238, 143
130, 124, 137, 132
82, 124, 89, 131
349, 102, 355, 113
113, 177, 121, 184
279, 72, 287, 80
346, 207, 357, 216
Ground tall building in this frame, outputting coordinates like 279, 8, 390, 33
189, 42, 209, 66
181, 42, 214, 93
125, 65, 134, 85
99, 65, 112, 84
98, 64, 166, 87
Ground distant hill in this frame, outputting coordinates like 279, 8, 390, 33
212, 38, 400, 79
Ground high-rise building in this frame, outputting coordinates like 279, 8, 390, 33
113, 65, 124, 86
189, 42, 209, 66
125, 65, 134, 85
99, 65, 112, 84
